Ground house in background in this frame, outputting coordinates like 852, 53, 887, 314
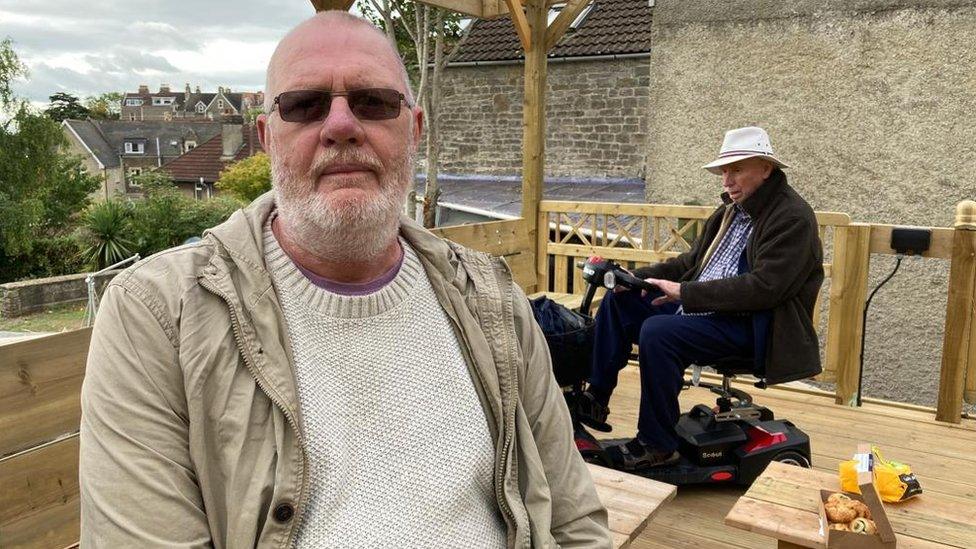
163, 121, 262, 199
61, 119, 222, 198
121, 84, 264, 121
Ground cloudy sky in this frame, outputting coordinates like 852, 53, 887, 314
2, 0, 339, 106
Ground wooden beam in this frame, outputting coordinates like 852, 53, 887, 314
309, 0, 355, 11
504, 0, 532, 51
868, 223, 954, 259
523, 0, 548, 290
431, 218, 527, 257
0, 435, 80, 547
545, 0, 592, 50
0, 329, 91, 457
825, 224, 872, 406
936, 212, 976, 423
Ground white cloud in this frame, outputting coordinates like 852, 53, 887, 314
157, 39, 276, 76
2, 0, 317, 104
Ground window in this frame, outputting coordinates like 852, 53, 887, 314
194, 182, 212, 200
124, 141, 145, 154
570, 4, 593, 29
127, 167, 143, 188
152, 97, 175, 106
547, 3, 565, 25
217, 99, 224, 109
196, 102, 205, 113
125, 98, 143, 106
185, 140, 197, 152
547, 2, 593, 30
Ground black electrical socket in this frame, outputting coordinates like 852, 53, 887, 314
890, 227, 931, 255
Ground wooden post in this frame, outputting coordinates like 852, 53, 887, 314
936, 200, 976, 423
536, 209, 550, 292
825, 223, 872, 406
522, 0, 548, 290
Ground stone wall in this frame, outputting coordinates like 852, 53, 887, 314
0, 270, 121, 318
644, 0, 976, 409
429, 56, 651, 178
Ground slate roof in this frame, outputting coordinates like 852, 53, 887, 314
413, 174, 646, 219
451, 0, 652, 63
185, 92, 218, 111
162, 125, 261, 183
63, 120, 222, 168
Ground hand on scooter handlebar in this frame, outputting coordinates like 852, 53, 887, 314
613, 270, 681, 305
644, 278, 681, 306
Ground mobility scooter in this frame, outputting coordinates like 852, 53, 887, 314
543, 256, 812, 486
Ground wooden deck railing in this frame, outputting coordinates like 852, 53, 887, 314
535, 200, 976, 423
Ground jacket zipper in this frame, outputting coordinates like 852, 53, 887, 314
443, 307, 518, 547
494, 263, 527, 548
199, 276, 308, 548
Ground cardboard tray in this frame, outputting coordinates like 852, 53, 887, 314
819, 445, 897, 548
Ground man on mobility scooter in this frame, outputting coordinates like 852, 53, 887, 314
577, 126, 824, 471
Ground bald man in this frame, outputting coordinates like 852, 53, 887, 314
79, 12, 610, 548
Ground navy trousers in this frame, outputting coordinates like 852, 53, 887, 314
588, 289, 754, 452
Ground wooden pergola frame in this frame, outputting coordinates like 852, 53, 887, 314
311, 0, 594, 286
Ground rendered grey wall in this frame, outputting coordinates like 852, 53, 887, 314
431, 57, 651, 178
645, 0, 976, 410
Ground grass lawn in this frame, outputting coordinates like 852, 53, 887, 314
0, 302, 88, 333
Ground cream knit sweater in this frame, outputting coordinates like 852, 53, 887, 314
264, 222, 507, 548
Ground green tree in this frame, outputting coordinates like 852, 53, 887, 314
216, 152, 271, 202
0, 37, 27, 110
85, 92, 123, 120
44, 92, 90, 122
78, 199, 134, 269
126, 171, 240, 257
0, 41, 101, 281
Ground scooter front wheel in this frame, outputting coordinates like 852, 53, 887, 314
772, 450, 811, 468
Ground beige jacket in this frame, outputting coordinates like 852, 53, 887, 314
80, 193, 610, 548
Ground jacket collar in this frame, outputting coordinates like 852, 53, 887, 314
719, 168, 786, 219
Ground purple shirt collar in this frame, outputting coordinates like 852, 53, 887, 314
291, 243, 404, 296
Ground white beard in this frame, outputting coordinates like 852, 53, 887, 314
269, 137, 413, 262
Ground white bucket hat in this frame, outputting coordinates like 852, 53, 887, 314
702, 126, 790, 175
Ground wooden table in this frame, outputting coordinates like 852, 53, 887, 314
587, 463, 677, 548
725, 461, 976, 548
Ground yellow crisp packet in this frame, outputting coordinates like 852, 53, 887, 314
839, 445, 922, 502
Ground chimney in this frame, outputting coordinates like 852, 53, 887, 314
184, 82, 191, 100
221, 116, 245, 161
138, 84, 149, 95
195, 86, 201, 93
160, 84, 170, 94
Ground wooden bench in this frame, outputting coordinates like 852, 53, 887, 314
587, 463, 676, 547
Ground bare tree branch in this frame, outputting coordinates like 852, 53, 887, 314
440, 16, 475, 70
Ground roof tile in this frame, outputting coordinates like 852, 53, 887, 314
452, 0, 652, 63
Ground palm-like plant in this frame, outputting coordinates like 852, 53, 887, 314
79, 199, 134, 269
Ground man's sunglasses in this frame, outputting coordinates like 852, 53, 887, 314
270, 88, 410, 123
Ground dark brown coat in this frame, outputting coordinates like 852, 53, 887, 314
634, 170, 824, 384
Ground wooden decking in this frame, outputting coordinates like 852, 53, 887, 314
597, 366, 976, 548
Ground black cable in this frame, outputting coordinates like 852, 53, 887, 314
856, 255, 903, 406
